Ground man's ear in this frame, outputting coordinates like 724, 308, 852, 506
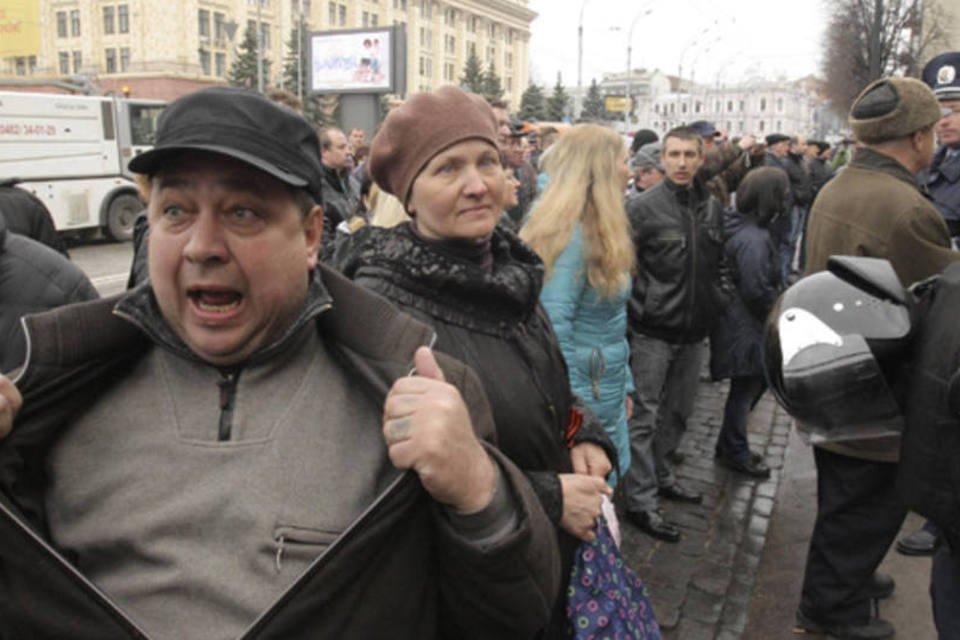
304, 204, 324, 267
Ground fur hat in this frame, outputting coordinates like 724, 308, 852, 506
849, 77, 942, 144
368, 86, 499, 206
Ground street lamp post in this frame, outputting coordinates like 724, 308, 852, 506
577, 0, 588, 118
624, 8, 652, 134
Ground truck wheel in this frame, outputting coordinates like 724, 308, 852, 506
105, 193, 143, 242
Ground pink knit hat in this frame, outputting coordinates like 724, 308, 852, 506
368, 86, 499, 206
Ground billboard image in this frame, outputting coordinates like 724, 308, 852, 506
309, 28, 393, 93
0, 0, 41, 58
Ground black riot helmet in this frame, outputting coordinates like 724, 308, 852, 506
763, 256, 915, 443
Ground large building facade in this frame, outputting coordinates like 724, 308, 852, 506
0, 0, 535, 105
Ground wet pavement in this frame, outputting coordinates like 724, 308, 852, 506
616, 376, 934, 639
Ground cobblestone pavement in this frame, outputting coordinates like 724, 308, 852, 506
617, 377, 793, 640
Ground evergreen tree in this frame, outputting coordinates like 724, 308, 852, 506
229, 21, 271, 90
581, 78, 604, 120
481, 61, 504, 103
518, 83, 547, 121
546, 74, 570, 122
459, 50, 485, 94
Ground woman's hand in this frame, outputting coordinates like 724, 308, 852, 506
570, 442, 612, 479
559, 473, 612, 542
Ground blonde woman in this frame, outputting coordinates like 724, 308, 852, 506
521, 123, 635, 484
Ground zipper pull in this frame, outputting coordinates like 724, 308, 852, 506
275, 535, 285, 573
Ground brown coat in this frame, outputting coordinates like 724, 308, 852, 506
804, 146, 960, 461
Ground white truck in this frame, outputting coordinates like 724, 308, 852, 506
0, 91, 165, 241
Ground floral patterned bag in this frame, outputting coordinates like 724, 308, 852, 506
565, 515, 661, 640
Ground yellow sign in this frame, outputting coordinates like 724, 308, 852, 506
0, 0, 41, 58
604, 96, 633, 113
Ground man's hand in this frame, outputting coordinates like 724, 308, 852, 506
559, 474, 612, 541
570, 442, 612, 479
0, 375, 21, 439
383, 347, 496, 513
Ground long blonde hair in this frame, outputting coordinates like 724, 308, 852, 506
520, 123, 634, 299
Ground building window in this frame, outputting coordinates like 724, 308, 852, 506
14, 57, 26, 75
506, 29, 513, 44
72, 50, 82, 73
371, 13, 378, 26
200, 50, 211, 75
215, 52, 226, 76
363, 10, 369, 26
760, 98, 766, 111
467, 41, 476, 56
118, 5, 129, 33
776, 120, 782, 131
486, 45, 495, 62
444, 61, 454, 81
488, 22, 496, 39
759, 120, 765, 132
681, 103, 687, 114
419, 0, 432, 19
199, 9, 210, 37
777, 97, 784, 111
58, 52, 70, 74
695, 101, 701, 113
727, 100, 733, 112
70, 10, 81, 37
338, 4, 346, 26
655, 104, 660, 114
445, 8, 456, 27
57, 11, 68, 37
103, 7, 115, 34
467, 16, 477, 33
120, 47, 130, 71
505, 75, 512, 92
444, 34, 455, 54
419, 27, 431, 48
419, 55, 431, 77
739, 100, 745, 111
738, 121, 744, 132
393, 0, 406, 10
505, 51, 512, 68
329, 2, 336, 23
105, 48, 117, 73
214, 13, 226, 43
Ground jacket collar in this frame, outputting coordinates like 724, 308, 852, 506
850, 147, 920, 189
16, 263, 434, 391
930, 145, 960, 182
322, 164, 349, 193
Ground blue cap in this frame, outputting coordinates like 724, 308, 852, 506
922, 52, 960, 101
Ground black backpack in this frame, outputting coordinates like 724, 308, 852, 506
899, 260, 960, 552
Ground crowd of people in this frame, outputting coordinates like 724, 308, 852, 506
0, 48, 958, 640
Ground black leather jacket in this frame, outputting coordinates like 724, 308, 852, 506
626, 178, 731, 343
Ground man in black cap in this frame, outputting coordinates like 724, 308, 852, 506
919, 51, 960, 243
0, 86, 560, 638
797, 76, 958, 640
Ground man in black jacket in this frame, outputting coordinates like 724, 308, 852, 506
0, 87, 559, 639
318, 127, 360, 257
622, 126, 729, 543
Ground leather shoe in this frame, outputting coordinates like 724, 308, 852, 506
658, 483, 703, 504
716, 452, 771, 479
866, 572, 895, 600
714, 446, 764, 465
624, 509, 680, 543
895, 526, 937, 556
794, 609, 893, 639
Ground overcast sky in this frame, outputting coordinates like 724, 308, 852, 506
527, 0, 830, 90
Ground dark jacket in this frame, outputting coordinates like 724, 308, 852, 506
919, 145, 960, 236
0, 263, 560, 639
783, 151, 813, 208
320, 165, 360, 259
804, 146, 960, 462
808, 156, 835, 199
0, 183, 68, 257
709, 209, 781, 380
337, 223, 615, 637
626, 178, 730, 343
0, 215, 98, 373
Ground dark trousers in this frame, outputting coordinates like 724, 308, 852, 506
800, 447, 907, 624
932, 543, 960, 639
717, 376, 765, 461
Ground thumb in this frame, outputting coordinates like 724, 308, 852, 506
413, 346, 445, 382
